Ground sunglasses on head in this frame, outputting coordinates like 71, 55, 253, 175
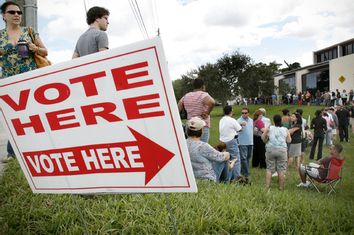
6, 10, 23, 15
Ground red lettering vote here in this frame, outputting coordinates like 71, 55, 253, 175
22, 127, 175, 185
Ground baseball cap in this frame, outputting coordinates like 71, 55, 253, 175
186, 117, 206, 131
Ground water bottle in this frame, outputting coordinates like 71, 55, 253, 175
17, 40, 29, 59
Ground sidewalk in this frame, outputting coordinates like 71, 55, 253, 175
0, 123, 9, 175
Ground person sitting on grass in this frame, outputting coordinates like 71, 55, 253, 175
186, 117, 231, 182
297, 144, 344, 187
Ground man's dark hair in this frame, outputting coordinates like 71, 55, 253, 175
193, 78, 204, 89
1, 1, 21, 14
273, 114, 282, 127
223, 105, 232, 115
86, 6, 110, 25
315, 110, 322, 118
296, 108, 303, 116
333, 144, 343, 154
282, 109, 290, 116
187, 128, 202, 138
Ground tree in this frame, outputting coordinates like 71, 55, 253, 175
197, 63, 230, 106
216, 51, 251, 97
238, 62, 280, 98
256, 62, 279, 96
281, 61, 301, 73
172, 70, 195, 101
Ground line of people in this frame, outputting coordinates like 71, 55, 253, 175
178, 79, 348, 190
183, 106, 307, 189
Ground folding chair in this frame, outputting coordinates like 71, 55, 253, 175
306, 158, 344, 195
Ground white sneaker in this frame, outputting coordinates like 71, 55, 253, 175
297, 181, 310, 188
304, 181, 311, 187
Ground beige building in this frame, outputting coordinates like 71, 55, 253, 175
274, 38, 354, 96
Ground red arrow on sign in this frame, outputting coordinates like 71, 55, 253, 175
128, 127, 175, 184
23, 127, 175, 185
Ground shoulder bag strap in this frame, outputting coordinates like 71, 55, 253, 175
27, 26, 36, 44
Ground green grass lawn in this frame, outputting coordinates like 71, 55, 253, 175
1, 105, 353, 234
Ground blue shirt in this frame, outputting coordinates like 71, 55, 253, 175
237, 116, 253, 145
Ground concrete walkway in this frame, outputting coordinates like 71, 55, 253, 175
0, 123, 9, 174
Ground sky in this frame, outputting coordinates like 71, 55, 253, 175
1, 0, 354, 80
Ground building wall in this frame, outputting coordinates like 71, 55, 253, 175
329, 53, 354, 92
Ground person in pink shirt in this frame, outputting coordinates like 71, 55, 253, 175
178, 79, 215, 143
253, 110, 266, 168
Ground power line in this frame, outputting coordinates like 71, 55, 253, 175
128, 0, 149, 39
134, 0, 149, 38
151, 0, 160, 37
83, 0, 88, 13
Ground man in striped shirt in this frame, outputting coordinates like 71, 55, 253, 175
178, 79, 215, 143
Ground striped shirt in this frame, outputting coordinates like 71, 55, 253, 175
182, 91, 211, 127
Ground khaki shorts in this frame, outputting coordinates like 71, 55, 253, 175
265, 148, 287, 173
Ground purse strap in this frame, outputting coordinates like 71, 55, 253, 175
27, 26, 36, 44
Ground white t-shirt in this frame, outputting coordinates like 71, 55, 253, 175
262, 116, 271, 128
219, 116, 242, 142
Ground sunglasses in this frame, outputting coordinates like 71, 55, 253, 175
242, 112, 248, 114
6, 10, 23, 15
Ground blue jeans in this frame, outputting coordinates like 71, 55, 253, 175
225, 138, 241, 180
239, 145, 253, 177
7, 141, 15, 157
200, 127, 210, 143
324, 130, 333, 145
212, 161, 229, 183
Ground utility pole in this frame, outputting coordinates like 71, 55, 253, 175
7, 0, 37, 31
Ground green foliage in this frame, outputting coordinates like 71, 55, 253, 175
172, 70, 195, 101
281, 61, 301, 73
198, 63, 230, 106
216, 51, 251, 97
172, 51, 291, 103
238, 62, 279, 97
1, 105, 354, 234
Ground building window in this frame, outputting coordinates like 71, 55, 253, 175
279, 75, 296, 94
343, 43, 354, 56
302, 69, 329, 94
317, 54, 321, 63
315, 47, 339, 63
324, 51, 329, 61
328, 50, 333, 60
333, 48, 337, 59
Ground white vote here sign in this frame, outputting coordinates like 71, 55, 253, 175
0, 37, 197, 194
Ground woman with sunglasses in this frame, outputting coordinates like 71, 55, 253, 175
0, 1, 48, 163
